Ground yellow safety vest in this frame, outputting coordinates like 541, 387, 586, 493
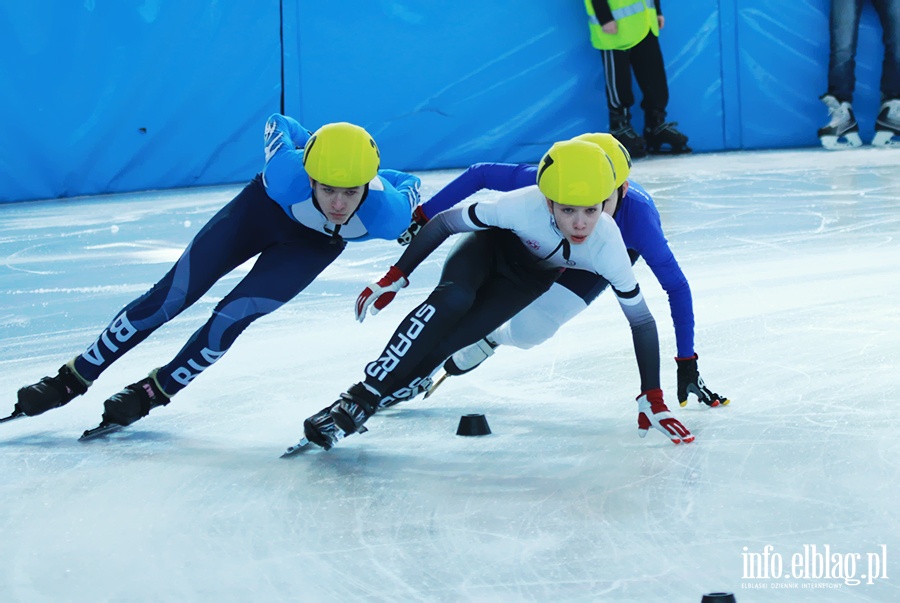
584, 0, 659, 51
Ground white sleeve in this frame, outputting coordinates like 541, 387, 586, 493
593, 215, 640, 297
467, 185, 542, 232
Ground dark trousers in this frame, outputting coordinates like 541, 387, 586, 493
362, 229, 560, 399
601, 33, 669, 114
73, 176, 344, 395
827, 0, 900, 102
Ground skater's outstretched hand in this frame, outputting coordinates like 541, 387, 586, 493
676, 354, 729, 407
397, 206, 429, 246
355, 266, 408, 323
637, 389, 694, 444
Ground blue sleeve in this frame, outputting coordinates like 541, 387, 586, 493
420, 162, 537, 219
355, 171, 421, 241
378, 169, 421, 213
617, 183, 695, 358
261, 114, 313, 209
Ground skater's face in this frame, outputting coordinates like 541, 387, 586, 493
549, 200, 603, 245
311, 180, 366, 224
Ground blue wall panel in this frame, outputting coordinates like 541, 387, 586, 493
0, 1, 893, 202
0, 1, 281, 203
285, 1, 727, 170
286, 1, 607, 170
638, 2, 726, 151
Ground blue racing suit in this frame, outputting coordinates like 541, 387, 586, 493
73, 114, 420, 395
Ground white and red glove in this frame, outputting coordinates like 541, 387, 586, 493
355, 266, 408, 323
637, 388, 694, 444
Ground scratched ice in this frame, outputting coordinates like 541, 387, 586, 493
1, 149, 898, 602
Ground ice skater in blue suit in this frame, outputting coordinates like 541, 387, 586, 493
12, 114, 421, 431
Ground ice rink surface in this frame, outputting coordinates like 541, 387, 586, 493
1, 148, 898, 602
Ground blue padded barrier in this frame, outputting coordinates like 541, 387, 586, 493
0, 0, 890, 201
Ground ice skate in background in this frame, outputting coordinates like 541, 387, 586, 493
817, 94, 863, 150
872, 99, 900, 147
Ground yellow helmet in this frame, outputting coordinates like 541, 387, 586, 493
303, 122, 380, 187
572, 132, 632, 188
536, 139, 617, 206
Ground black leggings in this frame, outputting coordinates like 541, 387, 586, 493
73, 176, 344, 395
601, 33, 669, 113
362, 229, 560, 399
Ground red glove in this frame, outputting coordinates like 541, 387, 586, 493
355, 266, 408, 323
637, 389, 694, 444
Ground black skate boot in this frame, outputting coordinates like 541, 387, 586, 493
644, 109, 692, 154
330, 382, 380, 436
872, 99, 900, 147
101, 370, 171, 427
817, 94, 862, 150
302, 402, 346, 450
609, 108, 647, 159
15, 361, 91, 417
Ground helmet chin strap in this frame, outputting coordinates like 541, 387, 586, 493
311, 183, 371, 244
544, 203, 573, 262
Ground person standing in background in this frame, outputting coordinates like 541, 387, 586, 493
818, 0, 900, 149
583, 0, 691, 157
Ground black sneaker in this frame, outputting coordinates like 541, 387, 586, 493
330, 383, 380, 435
16, 362, 90, 416
609, 108, 648, 159
101, 371, 170, 426
644, 121, 692, 154
610, 123, 647, 159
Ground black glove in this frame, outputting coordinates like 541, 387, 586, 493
676, 353, 729, 407
397, 206, 429, 246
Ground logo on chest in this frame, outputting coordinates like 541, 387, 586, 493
525, 240, 541, 250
